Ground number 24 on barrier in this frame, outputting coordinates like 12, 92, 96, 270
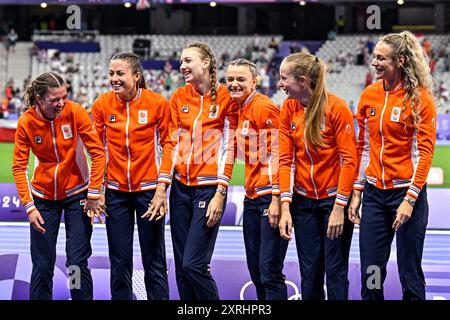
2, 196, 21, 208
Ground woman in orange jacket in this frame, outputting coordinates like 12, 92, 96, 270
225, 58, 288, 300
278, 52, 357, 300
148, 42, 239, 300
12, 72, 106, 300
91, 53, 170, 300
349, 31, 436, 300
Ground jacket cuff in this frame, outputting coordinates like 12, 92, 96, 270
271, 185, 280, 196
353, 179, 365, 191
335, 193, 349, 206
158, 173, 173, 185
280, 192, 292, 203
406, 184, 421, 200
217, 175, 230, 188
25, 202, 36, 214
87, 188, 101, 200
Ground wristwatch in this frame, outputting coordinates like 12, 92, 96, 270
216, 187, 227, 197
403, 197, 415, 207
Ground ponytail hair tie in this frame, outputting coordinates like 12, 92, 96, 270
315, 56, 319, 62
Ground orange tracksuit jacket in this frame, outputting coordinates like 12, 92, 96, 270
279, 94, 357, 206
12, 100, 106, 214
354, 81, 436, 201
158, 83, 239, 187
91, 88, 169, 192
236, 91, 280, 199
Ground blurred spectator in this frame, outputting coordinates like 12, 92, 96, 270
422, 38, 431, 57
259, 65, 270, 96
252, 33, 262, 51
10, 93, 23, 116
269, 37, 279, 52
1, 97, 9, 119
366, 37, 374, 54
49, 17, 57, 31
327, 58, 339, 74
163, 60, 173, 74
7, 28, 18, 53
337, 50, 347, 67
429, 55, 437, 74
289, 42, 302, 54
40, 20, 48, 31
0, 22, 7, 41
327, 29, 337, 41
336, 15, 345, 34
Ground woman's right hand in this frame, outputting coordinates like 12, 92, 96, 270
278, 202, 293, 241
348, 190, 362, 225
142, 184, 168, 221
29, 209, 46, 234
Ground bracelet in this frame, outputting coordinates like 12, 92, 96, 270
216, 188, 227, 197
403, 197, 415, 207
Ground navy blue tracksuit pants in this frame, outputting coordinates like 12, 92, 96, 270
105, 189, 168, 300
30, 191, 93, 300
243, 194, 289, 300
170, 179, 224, 300
291, 194, 354, 300
360, 184, 428, 300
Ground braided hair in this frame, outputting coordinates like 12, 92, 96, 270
185, 42, 218, 114
23, 72, 66, 110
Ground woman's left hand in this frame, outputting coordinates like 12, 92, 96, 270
327, 203, 344, 240
84, 198, 107, 224
393, 200, 413, 231
268, 196, 281, 228
206, 191, 225, 228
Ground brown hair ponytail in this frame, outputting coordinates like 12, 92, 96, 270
283, 52, 328, 148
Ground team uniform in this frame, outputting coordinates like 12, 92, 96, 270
236, 91, 288, 300
91, 88, 170, 300
12, 100, 105, 300
158, 83, 239, 300
279, 94, 357, 300
354, 81, 436, 300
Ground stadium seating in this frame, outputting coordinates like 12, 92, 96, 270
30, 34, 282, 106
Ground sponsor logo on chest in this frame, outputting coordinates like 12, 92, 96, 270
241, 120, 250, 135
138, 110, 148, 124
109, 114, 116, 123
61, 124, 73, 139
181, 105, 189, 113
34, 136, 42, 144
390, 106, 401, 123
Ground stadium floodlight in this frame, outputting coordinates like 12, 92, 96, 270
299, 1, 306, 6
40, 2, 47, 8
209, 1, 217, 7
397, 0, 404, 5
124, 2, 131, 8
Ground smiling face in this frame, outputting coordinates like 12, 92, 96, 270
109, 59, 140, 99
226, 65, 256, 106
372, 41, 402, 85
36, 86, 68, 120
179, 47, 209, 84
278, 61, 304, 100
